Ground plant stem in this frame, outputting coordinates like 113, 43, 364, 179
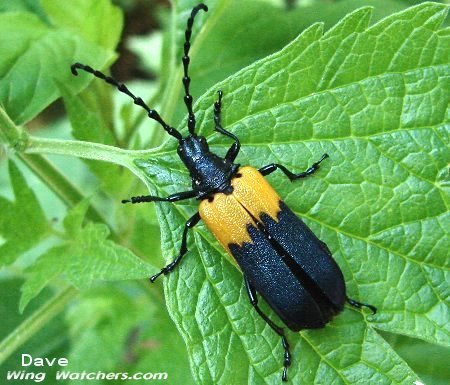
25, 137, 135, 168
0, 287, 76, 366
0, 107, 26, 149
0, 107, 146, 169
18, 153, 106, 224
1, 107, 147, 239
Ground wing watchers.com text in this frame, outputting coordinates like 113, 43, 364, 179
5, 354, 168, 383
6, 370, 168, 382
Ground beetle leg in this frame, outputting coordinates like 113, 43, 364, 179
122, 190, 197, 204
259, 153, 329, 180
150, 212, 201, 282
214, 90, 241, 162
244, 276, 291, 382
346, 297, 377, 315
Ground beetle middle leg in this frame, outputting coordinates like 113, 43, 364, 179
150, 212, 201, 282
213, 90, 241, 162
244, 276, 291, 382
259, 153, 329, 180
121, 190, 197, 204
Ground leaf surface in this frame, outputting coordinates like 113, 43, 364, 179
0, 0, 121, 124
0, 162, 50, 267
134, 3, 449, 383
20, 200, 155, 311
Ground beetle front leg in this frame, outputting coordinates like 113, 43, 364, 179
214, 90, 241, 162
259, 153, 329, 180
244, 276, 291, 382
150, 212, 201, 282
122, 190, 197, 204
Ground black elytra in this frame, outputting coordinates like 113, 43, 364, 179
71, 3, 376, 382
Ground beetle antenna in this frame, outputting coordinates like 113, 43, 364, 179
71, 63, 182, 141
182, 3, 208, 135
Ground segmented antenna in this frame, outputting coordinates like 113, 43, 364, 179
70, 63, 182, 141
182, 3, 208, 135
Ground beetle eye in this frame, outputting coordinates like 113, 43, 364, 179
194, 179, 201, 185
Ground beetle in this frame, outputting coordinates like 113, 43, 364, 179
71, 3, 376, 382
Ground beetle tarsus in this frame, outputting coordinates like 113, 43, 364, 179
150, 261, 177, 282
346, 297, 377, 315
149, 261, 179, 282
282, 335, 292, 380
150, 270, 164, 283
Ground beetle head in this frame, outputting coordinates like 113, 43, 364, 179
177, 134, 209, 169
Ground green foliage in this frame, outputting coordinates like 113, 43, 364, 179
20, 199, 155, 312
136, 2, 449, 384
0, 162, 50, 266
0, 1, 448, 384
0, 0, 120, 125
0, 279, 70, 382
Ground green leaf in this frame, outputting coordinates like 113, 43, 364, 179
0, 278, 70, 379
0, 0, 121, 125
132, 3, 449, 383
65, 288, 143, 377
20, 200, 156, 311
0, 162, 50, 267
63, 198, 91, 237
19, 245, 67, 312
63, 285, 194, 384
59, 82, 130, 197
41, 0, 122, 50
381, 331, 450, 385
163, 0, 422, 126
65, 222, 153, 288
124, 291, 195, 385
0, 0, 48, 20
60, 85, 115, 147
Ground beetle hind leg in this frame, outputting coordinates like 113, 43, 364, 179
346, 296, 377, 315
244, 276, 291, 382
